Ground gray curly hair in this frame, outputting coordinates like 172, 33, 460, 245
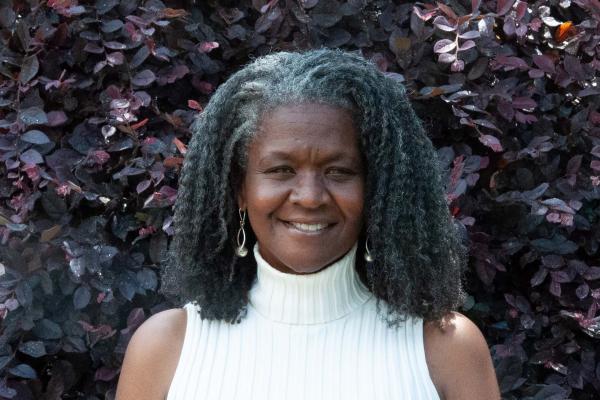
160, 48, 468, 327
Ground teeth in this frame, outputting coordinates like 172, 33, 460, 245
289, 222, 328, 232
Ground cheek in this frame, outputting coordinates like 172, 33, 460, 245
244, 178, 290, 215
335, 183, 365, 226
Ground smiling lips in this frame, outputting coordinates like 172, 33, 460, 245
283, 221, 333, 233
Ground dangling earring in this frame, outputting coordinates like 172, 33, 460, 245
364, 236, 374, 262
235, 208, 248, 257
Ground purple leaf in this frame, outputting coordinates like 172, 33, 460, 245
131, 69, 156, 87
101, 19, 123, 33
93, 61, 107, 74
434, 39, 456, 53
497, 100, 515, 121
197, 41, 219, 53
479, 134, 503, 152
474, 119, 502, 132
84, 42, 104, 54
530, 267, 548, 287
503, 17, 516, 36
492, 55, 529, 71
106, 52, 124, 66
528, 69, 545, 78
136, 179, 152, 194
582, 267, 600, 280
126, 307, 146, 329
47, 111, 67, 126
126, 15, 148, 27
496, 0, 516, 15
103, 41, 127, 50
531, 54, 556, 74
564, 55, 587, 81
94, 367, 119, 382
549, 280, 561, 296
20, 148, 44, 164
130, 45, 150, 69
576, 283, 589, 299
512, 97, 537, 110
475, 260, 495, 286
550, 270, 573, 283
458, 40, 476, 51
451, 59, 465, 72
541, 255, 564, 269
433, 16, 456, 32
459, 30, 480, 39
413, 6, 436, 21
438, 53, 456, 63
515, 111, 538, 124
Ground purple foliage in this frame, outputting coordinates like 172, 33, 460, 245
0, 0, 599, 398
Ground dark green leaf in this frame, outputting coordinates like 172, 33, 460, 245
33, 318, 64, 339
73, 286, 91, 309
21, 130, 50, 144
9, 364, 37, 379
19, 107, 48, 126
20, 55, 39, 84
18, 341, 46, 358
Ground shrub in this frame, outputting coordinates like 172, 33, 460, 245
0, 0, 598, 398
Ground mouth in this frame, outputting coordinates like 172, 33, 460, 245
282, 220, 335, 234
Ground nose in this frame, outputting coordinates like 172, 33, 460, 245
289, 172, 330, 209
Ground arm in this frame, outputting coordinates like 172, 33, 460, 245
115, 308, 187, 400
424, 312, 501, 400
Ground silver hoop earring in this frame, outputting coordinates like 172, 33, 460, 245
235, 208, 248, 257
364, 236, 374, 263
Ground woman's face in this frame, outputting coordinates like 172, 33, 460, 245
238, 103, 365, 274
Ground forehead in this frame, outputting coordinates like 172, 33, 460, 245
249, 103, 361, 159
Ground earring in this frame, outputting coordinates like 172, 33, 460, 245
364, 236, 374, 262
235, 208, 248, 257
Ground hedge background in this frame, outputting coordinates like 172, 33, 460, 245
1, 0, 599, 398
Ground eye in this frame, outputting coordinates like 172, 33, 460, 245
266, 166, 295, 174
326, 167, 355, 176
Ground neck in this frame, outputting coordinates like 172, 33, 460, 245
248, 242, 373, 325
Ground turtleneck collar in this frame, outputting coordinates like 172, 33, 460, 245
248, 242, 373, 325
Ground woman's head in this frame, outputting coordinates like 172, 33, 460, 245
238, 102, 365, 275
161, 49, 468, 325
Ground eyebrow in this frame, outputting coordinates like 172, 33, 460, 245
258, 151, 362, 165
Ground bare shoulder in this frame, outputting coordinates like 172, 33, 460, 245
423, 312, 500, 400
115, 307, 187, 400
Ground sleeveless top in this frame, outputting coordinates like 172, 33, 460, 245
166, 242, 441, 400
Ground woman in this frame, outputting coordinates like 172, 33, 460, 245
115, 49, 500, 399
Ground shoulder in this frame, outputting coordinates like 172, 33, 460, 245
423, 312, 500, 400
115, 307, 188, 400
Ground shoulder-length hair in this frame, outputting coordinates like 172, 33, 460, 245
160, 48, 468, 327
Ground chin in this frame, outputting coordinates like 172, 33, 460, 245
278, 249, 343, 274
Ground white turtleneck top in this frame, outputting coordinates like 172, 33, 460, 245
166, 243, 441, 400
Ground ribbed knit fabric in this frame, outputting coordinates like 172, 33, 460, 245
166, 242, 441, 400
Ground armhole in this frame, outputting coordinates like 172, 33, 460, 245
415, 318, 442, 400
165, 302, 199, 400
